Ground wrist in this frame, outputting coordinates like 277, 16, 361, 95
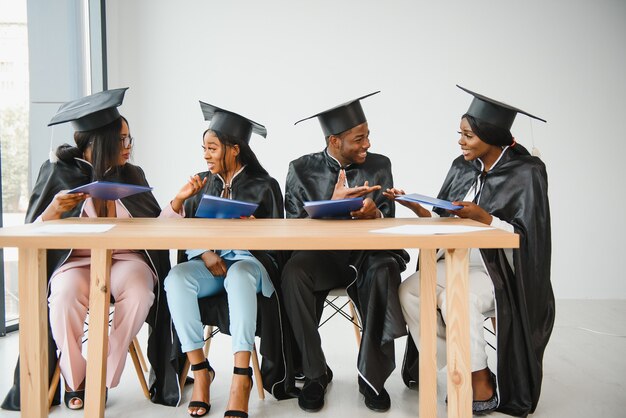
171, 197, 183, 212
415, 205, 430, 218
41, 206, 61, 221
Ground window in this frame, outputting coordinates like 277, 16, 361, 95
0, 0, 29, 335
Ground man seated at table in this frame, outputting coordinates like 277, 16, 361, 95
281, 91, 409, 413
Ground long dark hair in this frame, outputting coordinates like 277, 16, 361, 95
56, 116, 133, 181
204, 128, 268, 176
462, 114, 513, 147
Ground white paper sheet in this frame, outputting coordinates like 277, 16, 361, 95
34, 224, 115, 234
370, 224, 493, 235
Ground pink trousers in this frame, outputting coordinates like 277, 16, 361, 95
48, 259, 155, 391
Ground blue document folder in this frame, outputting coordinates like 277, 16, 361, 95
195, 194, 259, 219
68, 181, 153, 200
396, 193, 462, 211
303, 197, 364, 219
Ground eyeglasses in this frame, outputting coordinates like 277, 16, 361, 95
120, 136, 134, 148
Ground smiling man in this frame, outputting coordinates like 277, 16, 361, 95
282, 92, 409, 413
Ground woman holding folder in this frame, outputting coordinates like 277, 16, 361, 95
1, 88, 204, 411
164, 101, 283, 418
385, 86, 553, 416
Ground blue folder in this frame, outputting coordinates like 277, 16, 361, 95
195, 194, 259, 219
303, 197, 364, 219
396, 193, 462, 211
68, 181, 153, 200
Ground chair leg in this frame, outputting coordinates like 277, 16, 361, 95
203, 325, 214, 357
348, 300, 362, 347
129, 340, 151, 399
48, 360, 61, 408
251, 344, 265, 400
179, 357, 191, 395
179, 325, 215, 393
133, 336, 149, 373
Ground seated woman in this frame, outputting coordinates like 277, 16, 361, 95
164, 101, 283, 418
11, 88, 203, 410
386, 85, 554, 416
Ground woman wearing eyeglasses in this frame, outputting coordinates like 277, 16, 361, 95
1, 88, 204, 411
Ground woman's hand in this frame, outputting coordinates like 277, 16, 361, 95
171, 175, 207, 213
383, 188, 431, 217
350, 197, 381, 219
41, 190, 88, 221
200, 251, 227, 276
382, 187, 405, 200
331, 169, 381, 200
449, 201, 493, 225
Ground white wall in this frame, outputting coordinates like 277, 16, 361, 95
105, 0, 626, 299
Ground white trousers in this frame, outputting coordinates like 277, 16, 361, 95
399, 255, 495, 372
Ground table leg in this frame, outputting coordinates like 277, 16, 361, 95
419, 249, 438, 418
444, 248, 471, 418
84, 249, 112, 418
18, 248, 48, 418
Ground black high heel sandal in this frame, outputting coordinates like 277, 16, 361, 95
188, 359, 216, 417
64, 389, 85, 410
224, 366, 253, 418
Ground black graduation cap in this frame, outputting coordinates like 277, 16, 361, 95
294, 91, 380, 136
458, 85, 546, 130
199, 101, 267, 143
48, 87, 128, 132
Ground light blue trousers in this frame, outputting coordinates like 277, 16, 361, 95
164, 257, 264, 353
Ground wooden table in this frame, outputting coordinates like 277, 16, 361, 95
0, 217, 518, 418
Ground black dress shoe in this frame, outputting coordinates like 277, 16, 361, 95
298, 374, 329, 412
358, 377, 391, 412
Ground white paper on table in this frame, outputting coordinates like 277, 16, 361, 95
370, 224, 493, 235
34, 224, 116, 234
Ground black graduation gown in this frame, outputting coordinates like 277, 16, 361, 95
167, 168, 295, 400
285, 149, 409, 392
1, 156, 176, 409
401, 144, 554, 417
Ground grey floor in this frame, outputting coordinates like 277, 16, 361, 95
0, 299, 625, 417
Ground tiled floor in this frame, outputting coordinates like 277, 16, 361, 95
1, 299, 625, 417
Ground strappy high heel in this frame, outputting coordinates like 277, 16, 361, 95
224, 366, 253, 418
188, 359, 216, 417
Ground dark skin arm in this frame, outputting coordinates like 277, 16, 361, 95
331, 169, 381, 200
350, 197, 381, 219
170, 174, 207, 213
330, 169, 382, 219
448, 201, 493, 225
200, 250, 227, 276
383, 187, 431, 218
40, 191, 88, 221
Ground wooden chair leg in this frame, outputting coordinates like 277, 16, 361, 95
132, 336, 149, 373
48, 360, 61, 408
129, 341, 151, 399
203, 325, 214, 357
179, 358, 191, 394
348, 300, 362, 347
251, 344, 265, 400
